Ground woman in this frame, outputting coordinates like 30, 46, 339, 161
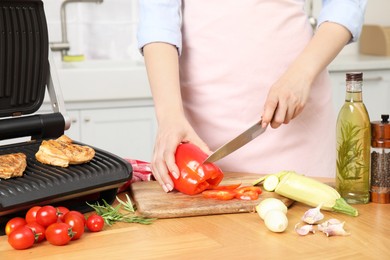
137, 0, 367, 192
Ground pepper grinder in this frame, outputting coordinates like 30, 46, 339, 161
370, 114, 390, 203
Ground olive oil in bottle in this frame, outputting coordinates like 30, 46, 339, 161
336, 72, 370, 204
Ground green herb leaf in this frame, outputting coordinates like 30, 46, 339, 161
87, 195, 156, 226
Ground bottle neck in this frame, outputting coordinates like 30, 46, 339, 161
345, 80, 363, 102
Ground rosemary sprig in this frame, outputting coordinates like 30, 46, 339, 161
87, 195, 155, 226
336, 121, 369, 192
117, 194, 136, 212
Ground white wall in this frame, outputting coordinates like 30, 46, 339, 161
43, 0, 140, 61
43, 0, 390, 61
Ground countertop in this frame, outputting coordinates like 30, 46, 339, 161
329, 53, 390, 72
1, 176, 390, 260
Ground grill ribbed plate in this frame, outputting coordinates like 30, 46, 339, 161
0, 140, 132, 215
0, 0, 48, 117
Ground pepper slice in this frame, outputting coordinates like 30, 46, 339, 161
202, 190, 237, 200
235, 186, 263, 200
212, 183, 242, 190
170, 143, 224, 195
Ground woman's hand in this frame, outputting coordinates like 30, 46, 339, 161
262, 67, 312, 128
151, 115, 211, 193
262, 21, 352, 129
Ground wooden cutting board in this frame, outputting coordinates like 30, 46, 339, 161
130, 172, 294, 218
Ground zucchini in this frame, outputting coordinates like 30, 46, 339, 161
272, 171, 358, 217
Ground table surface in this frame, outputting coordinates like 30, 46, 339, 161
1, 177, 390, 260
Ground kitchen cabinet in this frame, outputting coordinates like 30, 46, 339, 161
328, 54, 390, 121
64, 105, 157, 161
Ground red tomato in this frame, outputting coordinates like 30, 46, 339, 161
36, 205, 58, 227
56, 206, 70, 222
170, 143, 224, 195
64, 214, 85, 240
235, 186, 262, 200
45, 223, 74, 246
25, 222, 46, 243
202, 190, 237, 200
64, 211, 86, 226
212, 183, 242, 190
86, 214, 104, 232
8, 226, 35, 250
5, 217, 27, 236
25, 206, 42, 224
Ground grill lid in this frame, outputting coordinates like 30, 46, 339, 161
0, 0, 49, 117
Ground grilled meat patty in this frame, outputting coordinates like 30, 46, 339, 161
0, 153, 27, 179
35, 135, 95, 167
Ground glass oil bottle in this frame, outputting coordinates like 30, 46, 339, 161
336, 72, 370, 204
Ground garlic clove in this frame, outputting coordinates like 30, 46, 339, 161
294, 223, 315, 236
301, 204, 324, 224
318, 219, 350, 237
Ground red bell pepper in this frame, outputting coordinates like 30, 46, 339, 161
170, 143, 224, 195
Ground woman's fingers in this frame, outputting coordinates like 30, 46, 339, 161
150, 120, 209, 193
263, 89, 305, 129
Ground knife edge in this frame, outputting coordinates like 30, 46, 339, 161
204, 120, 266, 164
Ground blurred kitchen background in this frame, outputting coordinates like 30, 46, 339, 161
42, 0, 390, 62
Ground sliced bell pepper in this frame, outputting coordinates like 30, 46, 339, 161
235, 186, 263, 200
202, 190, 237, 200
212, 183, 242, 190
170, 143, 224, 195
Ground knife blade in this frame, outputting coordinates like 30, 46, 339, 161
204, 119, 267, 163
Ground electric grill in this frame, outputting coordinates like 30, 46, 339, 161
0, 0, 132, 233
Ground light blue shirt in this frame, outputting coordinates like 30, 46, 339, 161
137, 0, 367, 54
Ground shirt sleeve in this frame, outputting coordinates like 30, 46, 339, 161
137, 0, 182, 55
317, 0, 367, 43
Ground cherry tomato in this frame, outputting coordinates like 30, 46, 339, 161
64, 211, 86, 226
56, 206, 70, 222
86, 214, 104, 232
25, 206, 42, 224
5, 217, 27, 236
8, 226, 35, 250
45, 223, 74, 246
235, 186, 262, 200
64, 214, 85, 240
202, 190, 237, 200
25, 222, 46, 243
36, 205, 58, 227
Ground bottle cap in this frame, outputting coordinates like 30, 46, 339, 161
346, 72, 363, 81
371, 114, 390, 148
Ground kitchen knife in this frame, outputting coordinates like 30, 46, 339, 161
204, 119, 267, 163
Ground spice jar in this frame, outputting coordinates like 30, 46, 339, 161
370, 114, 390, 203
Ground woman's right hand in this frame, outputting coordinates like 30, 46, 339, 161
151, 116, 211, 193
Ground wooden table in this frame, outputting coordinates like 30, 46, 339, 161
1, 180, 390, 259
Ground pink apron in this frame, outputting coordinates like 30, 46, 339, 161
179, 0, 336, 177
